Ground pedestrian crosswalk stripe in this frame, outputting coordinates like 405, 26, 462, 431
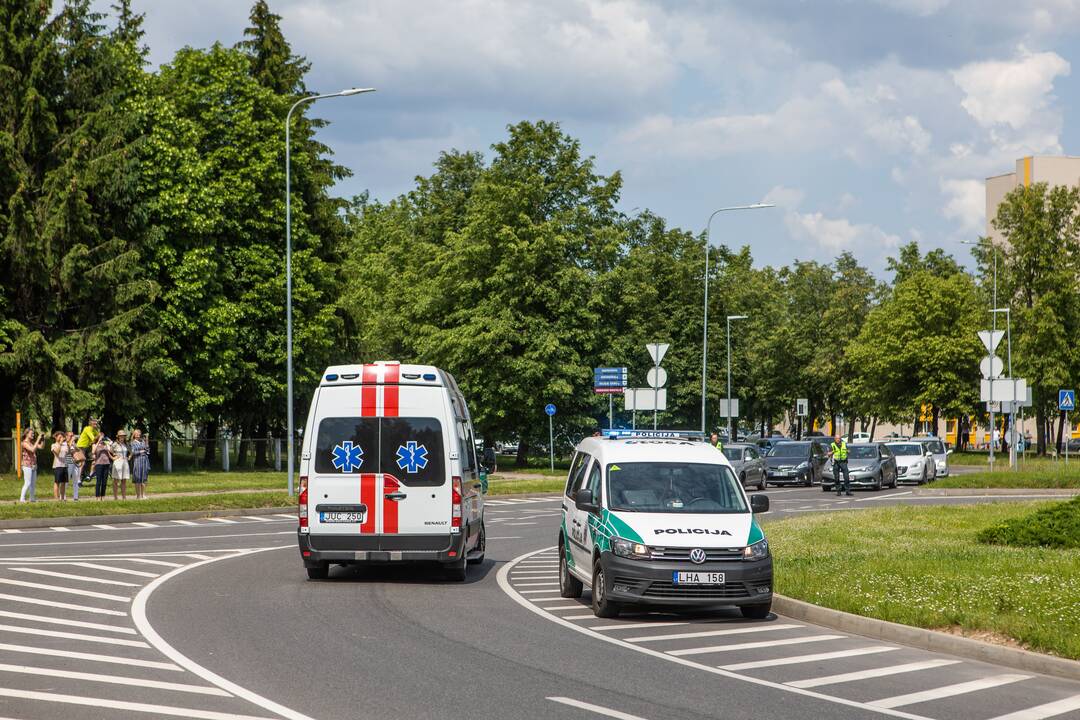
0, 662, 231, 696
0, 642, 181, 671
0, 622, 149, 647
0, 687, 275, 720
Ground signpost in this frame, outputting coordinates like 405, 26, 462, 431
594, 367, 627, 429
978, 329, 1005, 469
545, 403, 557, 471
796, 398, 808, 440
646, 342, 670, 430
1061, 390, 1075, 466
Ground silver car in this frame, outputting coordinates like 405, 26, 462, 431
722, 443, 766, 491
911, 436, 950, 477
886, 442, 936, 484
822, 443, 898, 491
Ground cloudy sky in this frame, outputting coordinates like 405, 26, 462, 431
113, 0, 1080, 273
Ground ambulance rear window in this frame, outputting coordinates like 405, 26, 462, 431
314, 417, 445, 486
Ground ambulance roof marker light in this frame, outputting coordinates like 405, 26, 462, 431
325, 374, 339, 382
422, 373, 437, 381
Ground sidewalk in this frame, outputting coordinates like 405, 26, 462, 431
1, 487, 279, 505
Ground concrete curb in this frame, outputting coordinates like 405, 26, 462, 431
0, 506, 294, 530
773, 594, 1080, 682
913, 487, 1080, 496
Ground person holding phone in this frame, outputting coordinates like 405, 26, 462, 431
64, 431, 81, 501
130, 430, 150, 499
19, 428, 44, 503
110, 430, 131, 501
92, 434, 112, 500
51, 431, 69, 501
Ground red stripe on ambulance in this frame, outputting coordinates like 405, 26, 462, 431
359, 473, 377, 534
382, 474, 400, 534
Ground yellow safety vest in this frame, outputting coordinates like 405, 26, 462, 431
831, 441, 848, 461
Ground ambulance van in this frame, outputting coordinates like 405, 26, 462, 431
558, 430, 772, 618
297, 362, 486, 581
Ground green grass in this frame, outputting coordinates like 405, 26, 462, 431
1, 470, 285, 501
765, 502, 1080, 659
0, 492, 292, 520
487, 476, 565, 495
978, 496, 1080, 549
490, 467, 568, 477
949, 451, 1074, 471
936, 468, 1080, 489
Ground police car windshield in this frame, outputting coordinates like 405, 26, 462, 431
768, 442, 809, 458
889, 443, 923, 456
847, 446, 878, 459
606, 462, 747, 514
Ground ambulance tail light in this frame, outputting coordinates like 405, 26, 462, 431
298, 476, 309, 529
451, 476, 463, 529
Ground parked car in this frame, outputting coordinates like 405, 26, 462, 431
722, 443, 766, 491
764, 440, 828, 486
886, 442, 935, 484
851, 432, 871, 443
822, 443, 897, 491
911, 436, 950, 477
805, 430, 827, 437
755, 436, 787, 456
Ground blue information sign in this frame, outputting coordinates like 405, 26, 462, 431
545, 403, 557, 416
1060, 389, 1076, 412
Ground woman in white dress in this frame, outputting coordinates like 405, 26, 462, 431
110, 429, 131, 501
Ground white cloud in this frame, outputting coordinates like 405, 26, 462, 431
952, 46, 1069, 129
763, 185, 806, 209
873, 0, 951, 16
941, 178, 985, 234
786, 211, 901, 252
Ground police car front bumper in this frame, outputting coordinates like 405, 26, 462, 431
600, 553, 773, 607
298, 530, 467, 566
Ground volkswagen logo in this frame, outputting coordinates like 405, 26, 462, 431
689, 548, 707, 564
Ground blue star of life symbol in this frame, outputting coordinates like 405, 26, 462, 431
395, 441, 429, 473
331, 441, 364, 472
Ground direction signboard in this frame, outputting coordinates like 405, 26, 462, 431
1060, 390, 1076, 412
593, 366, 627, 394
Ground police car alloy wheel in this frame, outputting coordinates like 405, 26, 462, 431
559, 546, 583, 598
591, 559, 620, 618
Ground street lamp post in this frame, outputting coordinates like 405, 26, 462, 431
960, 238, 999, 469
992, 307, 1015, 468
726, 314, 748, 442
701, 203, 774, 434
285, 87, 375, 496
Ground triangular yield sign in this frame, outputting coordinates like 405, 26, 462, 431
977, 330, 1004, 353
647, 342, 670, 365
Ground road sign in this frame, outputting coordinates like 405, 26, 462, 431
624, 388, 666, 411
646, 342, 669, 366
977, 330, 1005, 354
796, 398, 808, 416
646, 367, 668, 388
594, 366, 627, 394
1061, 390, 1076, 411
980, 378, 1027, 403
544, 403, 557, 416
980, 355, 1003, 379
717, 399, 740, 418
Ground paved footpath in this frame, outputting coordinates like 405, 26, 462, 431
0, 488, 1074, 720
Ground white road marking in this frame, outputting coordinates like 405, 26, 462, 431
869, 675, 1031, 709
184, 554, 214, 560
546, 605, 590, 611
720, 646, 898, 671
590, 621, 691, 631
13, 567, 139, 587
986, 695, 1080, 720
484, 536, 521, 540
0, 622, 148, 647
207, 518, 237, 524
69, 562, 159, 578
172, 520, 198, 526
547, 696, 653, 720
132, 546, 319, 720
0, 610, 134, 634
626, 624, 803, 643
0, 529, 293, 549
93, 524, 116, 530
127, 558, 184, 568
49, 527, 71, 532
0, 688, 275, 720
0, 662, 231, 696
273, 513, 295, 519
0, 642, 180, 670
787, 658, 962, 688
511, 571, 556, 575
504, 522, 538, 526
1, 529, 21, 534
0, 592, 126, 616
856, 491, 912, 502
563, 614, 598, 620
531, 597, 575, 603
515, 582, 559, 587
244, 516, 273, 522
0, 578, 129, 602
669, 635, 843, 656
519, 589, 562, 595
132, 521, 159, 527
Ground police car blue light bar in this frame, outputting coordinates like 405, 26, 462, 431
602, 429, 706, 441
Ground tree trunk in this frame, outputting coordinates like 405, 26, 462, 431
254, 420, 269, 468
515, 440, 529, 468
869, 416, 877, 442
1036, 407, 1046, 455
829, 413, 837, 436
237, 423, 250, 468
51, 396, 64, 435
931, 406, 940, 438
202, 420, 217, 465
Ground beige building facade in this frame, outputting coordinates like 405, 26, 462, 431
986, 155, 1080, 242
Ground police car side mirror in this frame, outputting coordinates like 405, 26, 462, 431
750, 495, 769, 514
575, 489, 597, 512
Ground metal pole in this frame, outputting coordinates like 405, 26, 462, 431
608, 394, 613, 430
549, 415, 554, 471
989, 248, 996, 470
701, 244, 709, 434
727, 317, 732, 441
653, 346, 659, 430
1006, 309, 1015, 469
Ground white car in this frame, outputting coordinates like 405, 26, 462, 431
851, 432, 871, 443
297, 362, 486, 581
911, 436, 951, 477
558, 429, 773, 619
886, 441, 936, 484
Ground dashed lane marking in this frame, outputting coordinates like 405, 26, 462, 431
787, 659, 962, 689
719, 646, 899, 671
0, 662, 231, 696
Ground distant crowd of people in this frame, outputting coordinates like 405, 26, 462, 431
19, 418, 151, 503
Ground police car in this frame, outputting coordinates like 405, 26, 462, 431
297, 362, 485, 581
557, 430, 772, 619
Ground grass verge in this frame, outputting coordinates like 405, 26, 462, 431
936, 468, 1080, 489
765, 502, 1080, 660
487, 477, 565, 495
0, 492, 291, 520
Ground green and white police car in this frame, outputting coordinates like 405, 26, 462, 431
558, 430, 772, 619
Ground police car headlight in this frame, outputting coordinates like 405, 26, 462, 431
743, 539, 769, 561
611, 537, 650, 559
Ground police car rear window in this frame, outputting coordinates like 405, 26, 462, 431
315, 417, 445, 486
606, 462, 747, 514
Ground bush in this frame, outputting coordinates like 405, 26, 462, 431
977, 496, 1080, 549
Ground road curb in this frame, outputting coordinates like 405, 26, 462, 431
0, 506, 294, 530
773, 594, 1080, 682
913, 488, 1080, 496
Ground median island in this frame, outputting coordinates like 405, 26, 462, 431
765, 498, 1080, 660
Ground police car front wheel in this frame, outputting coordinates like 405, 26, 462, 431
741, 601, 772, 620
591, 558, 620, 618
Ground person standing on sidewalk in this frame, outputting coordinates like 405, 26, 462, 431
130, 429, 150, 500
19, 428, 44, 503
50, 431, 68, 501
110, 429, 131, 501
64, 431, 81, 501
92, 434, 111, 500
76, 418, 100, 483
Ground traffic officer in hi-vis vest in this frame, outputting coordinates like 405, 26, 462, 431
710, 431, 723, 452
830, 434, 851, 496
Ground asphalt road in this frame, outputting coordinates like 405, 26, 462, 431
0, 489, 1077, 720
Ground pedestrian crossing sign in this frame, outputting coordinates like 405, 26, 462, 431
1060, 389, 1076, 411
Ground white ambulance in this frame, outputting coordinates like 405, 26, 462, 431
297, 362, 485, 580
558, 430, 772, 618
